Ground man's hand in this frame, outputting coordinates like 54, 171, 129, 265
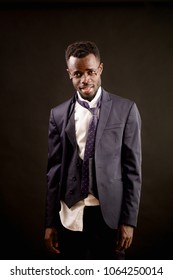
116, 224, 134, 251
44, 227, 60, 254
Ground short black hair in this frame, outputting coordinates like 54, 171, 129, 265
65, 41, 100, 63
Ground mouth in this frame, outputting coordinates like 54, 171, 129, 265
80, 85, 94, 94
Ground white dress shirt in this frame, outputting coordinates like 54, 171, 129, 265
59, 87, 102, 231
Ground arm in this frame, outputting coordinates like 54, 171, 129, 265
117, 103, 142, 250
45, 109, 62, 252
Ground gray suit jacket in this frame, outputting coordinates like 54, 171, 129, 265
45, 88, 142, 229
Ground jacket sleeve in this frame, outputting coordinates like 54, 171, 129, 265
120, 102, 142, 227
45, 109, 62, 228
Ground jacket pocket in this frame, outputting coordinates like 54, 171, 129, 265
104, 123, 123, 130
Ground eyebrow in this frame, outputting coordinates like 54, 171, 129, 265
74, 68, 95, 72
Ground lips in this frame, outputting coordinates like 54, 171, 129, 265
80, 85, 93, 94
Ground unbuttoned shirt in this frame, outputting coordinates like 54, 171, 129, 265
59, 87, 102, 231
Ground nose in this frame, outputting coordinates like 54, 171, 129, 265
80, 72, 90, 83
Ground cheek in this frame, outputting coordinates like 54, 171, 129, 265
96, 77, 101, 86
71, 80, 79, 89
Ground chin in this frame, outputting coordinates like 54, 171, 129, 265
79, 91, 97, 101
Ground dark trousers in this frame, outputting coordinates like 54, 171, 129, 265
58, 206, 125, 260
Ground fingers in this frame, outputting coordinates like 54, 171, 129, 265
44, 227, 60, 254
116, 236, 132, 251
45, 239, 60, 254
116, 225, 134, 251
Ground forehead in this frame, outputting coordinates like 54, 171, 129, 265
67, 54, 99, 71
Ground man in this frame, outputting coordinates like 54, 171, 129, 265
44, 41, 142, 259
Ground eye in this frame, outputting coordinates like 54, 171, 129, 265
87, 70, 96, 76
73, 71, 82, 78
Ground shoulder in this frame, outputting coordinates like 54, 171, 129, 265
103, 88, 134, 105
102, 88, 140, 120
48, 95, 75, 128
102, 88, 137, 112
51, 95, 75, 117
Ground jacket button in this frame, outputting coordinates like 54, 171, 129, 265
69, 190, 74, 194
72, 176, 77, 181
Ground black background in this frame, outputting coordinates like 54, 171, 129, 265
0, 0, 173, 260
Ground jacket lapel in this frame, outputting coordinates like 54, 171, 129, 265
65, 107, 77, 148
95, 89, 112, 148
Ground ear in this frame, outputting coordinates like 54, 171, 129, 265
99, 63, 104, 75
66, 69, 72, 80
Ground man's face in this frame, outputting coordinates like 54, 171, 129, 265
67, 54, 103, 101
